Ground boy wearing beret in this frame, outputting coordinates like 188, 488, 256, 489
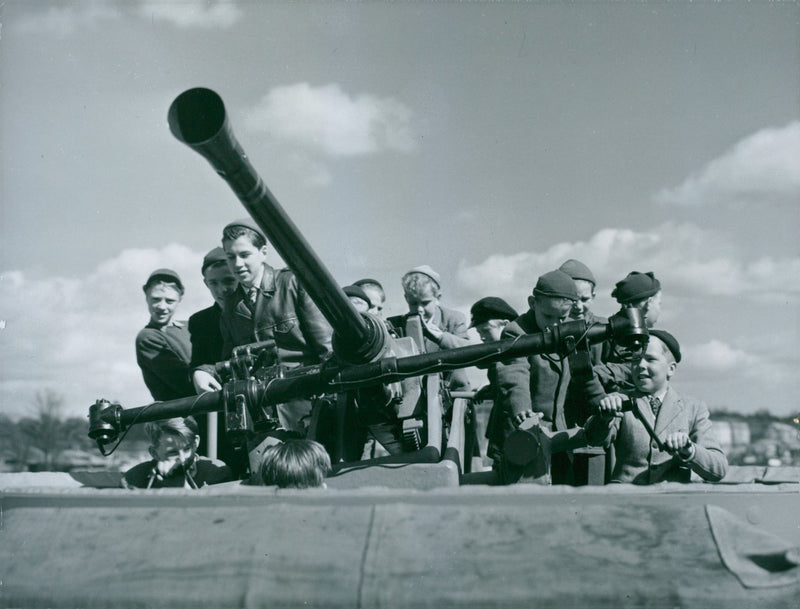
469, 297, 519, 463
135, 269, 194, 402
585, 330, 727, 484
193, 218, 333, 432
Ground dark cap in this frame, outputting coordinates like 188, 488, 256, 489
143, 268, 184, 294
648, 329, 681, 363
611, 271, 661, 304
405, 265, 441, 289
558, 259, 596, 286
343, 284, 370, 306
223, 217, 265, 239
533, 270, 578, 300
201, 247, 228, 275
469, 297, 519, 327
353, 277, 384, 290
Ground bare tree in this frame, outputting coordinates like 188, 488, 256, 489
17, 389, 73, 470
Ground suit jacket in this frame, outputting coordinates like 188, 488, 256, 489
135, 321, 194, 401
219, 264, 333, 366
188, 304, 224, 368
585, 387, 728, 484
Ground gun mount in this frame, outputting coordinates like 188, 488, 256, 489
90, 87, 648, 477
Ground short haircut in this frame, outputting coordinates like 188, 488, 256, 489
222, 225, 267, 249
143, 278, 184, 296
402, 272, 440, 298
259, 439, 331, 489
144, 417, 199, 447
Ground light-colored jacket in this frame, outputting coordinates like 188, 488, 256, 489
586, 386, 728, 484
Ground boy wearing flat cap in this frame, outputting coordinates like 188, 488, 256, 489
187, 247, 244, 473
494, 270, 581, 481
585, 330, 727, 484
136, 268, 194, 402
193, 218, 333, 432
469, 297, 519, 462
388, 265, 472, 391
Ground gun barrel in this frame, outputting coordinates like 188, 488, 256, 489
167, 87, 384, 364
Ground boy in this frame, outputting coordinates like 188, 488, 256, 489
259, 439, 331, 489
188, 247, 245, 475
585, 330, 728, 484
189, 247, 238, 375
193, 218, 333, 431
388, 265, 471, 391
469, 297, 519, 463
122, 416, 233, 488
343, 284, 372, 314
353, 278, 387, 318
136, 269, 194, 402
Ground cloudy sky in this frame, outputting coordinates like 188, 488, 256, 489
1, 1, 798, 420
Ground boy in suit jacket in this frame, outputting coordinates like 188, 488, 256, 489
585, 330, 727, 484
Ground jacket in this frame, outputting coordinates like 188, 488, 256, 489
585, 387, 728, 484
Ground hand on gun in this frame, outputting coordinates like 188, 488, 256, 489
596, 392, 629, 419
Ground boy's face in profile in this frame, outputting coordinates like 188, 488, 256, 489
223, 236, 268, 289
632, 336, 675, 395
405, 286, 439, 322
145, 284, 182, 326
150, 432, 199, 477
361, 285, 385, 317
203, 263, 238, 307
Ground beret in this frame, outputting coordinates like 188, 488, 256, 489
558, 259, 596, 286
343, 284, 371, 305
143, 268, 184, 294
405, 265, 441, 289
648, 329, 681, 363
353, 277, 384, 290
469, 297, 519, 327
201, 247, 228, 275
611, 271, 661, 304
533, 270, 579, 300
223, 217, 265, 239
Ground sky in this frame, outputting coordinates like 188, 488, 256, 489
1, 0, 798, 421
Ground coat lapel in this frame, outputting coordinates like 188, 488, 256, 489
653, 387, 682, 436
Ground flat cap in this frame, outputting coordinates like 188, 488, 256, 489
353, 277, 384, 290
343, 284, 371, 306
143, 268, 184, 294
224, 217, 265, 239
558, 259, 596, 286
406, 265, 441, 289
648, 329, 681, 363
201, 247, 228, 275
470, 297, 519, 327
533, 270, 578, 300
611, 271, 661, 304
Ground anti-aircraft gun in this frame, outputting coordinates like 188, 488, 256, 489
88, 88, 648, 479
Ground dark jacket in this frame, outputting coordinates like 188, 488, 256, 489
135, 321, 194, 401
495, 309, 570, 434
188, 304, 224, 368
217, 263, 333, 366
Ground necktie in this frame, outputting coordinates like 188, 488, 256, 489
648, 395, 661, 418
246, 286, 258, 311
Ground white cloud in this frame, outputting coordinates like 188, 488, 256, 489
655, 121, 800, 207
0, 245, 213, 420
456, 222, 800, 305
137, 0, 242, 29
13, 2, 121, 36
243, 83, 416, 157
